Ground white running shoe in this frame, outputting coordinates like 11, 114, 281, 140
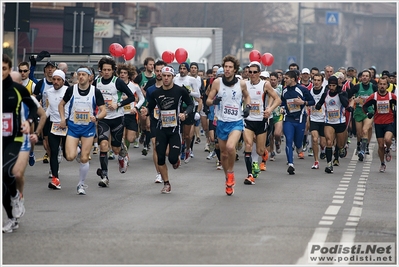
77, 184, 88, 195
118, 155, 128, 173
10, 190, 25, 219
2, 218, 19, 233
207, 151, 216, 160
155, 173, 163, 183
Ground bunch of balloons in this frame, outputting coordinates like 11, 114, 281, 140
161, 48, 189, 64
109, 43, 136, 61
249, 49, 274, 67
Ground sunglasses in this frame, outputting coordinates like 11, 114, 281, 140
19, 69, 29, 73
248, 71, 259, 74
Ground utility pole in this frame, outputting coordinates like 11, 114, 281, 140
239, 3, 244, 66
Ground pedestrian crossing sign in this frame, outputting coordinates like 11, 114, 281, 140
326, 11, 339, 25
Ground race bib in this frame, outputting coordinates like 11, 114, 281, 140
327, 109, 340, 120
2, 113, 13, 137
124, 104, 131, 111
50, 122, 67, 136
250, 101, 261, 115
74, 110, 90, 125
287, 99, 301, 113
103, 95, 113, 110
223, 105, 239, 119
161, 110, 177, 127
311, 106, 323, 114
376, 100, 389, 114
358, 96, 369, 107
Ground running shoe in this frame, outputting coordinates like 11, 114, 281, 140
155, 173, 163, 183
77, 184, 88, 195
2, 218, 19, 233
339, 147, 347, 158
97, 168, 109, 187
190, 151, 194, 158
298, 152, 305, 159
184, 149, 191, 163
10, 190, 25, 219
262, 150, 269, 161
365, 144, 370, 155
207, 151, 216, 160
173, 159, 180, 169
204, 143, 210, 152
391, 139, 396, 151
320, 152, 326, 160
356, 145, 361, 155
252, 162, 260, 178
333, 159, 340, 166
244, 174, 255, 185
93, 146, 99, 154
269, 151, 276, 161
347, 137, 351, 144
311, 161, 319, 169
385, 149, 392, 162
48, 169, 52, 179
276, 142, 281, 154
43, 153, 49, 163
379, 163, 386, 173
216, 160, 222, 170
48, 176, 61, 190
29, 151, 36, 166
142, 147, 148, 156
161, 183, 171, 194
358, 151, 364, 162
133, 139, 139, 148
225, 173, 235, 196
260, 162, 266, 171
287, 164, 295, 175
308, 147, 314, 157
118, 155, 128, 173
108, 150, 115, 160
325, 162, 334, 174
195, 137, 201, 144
98, 177, 109, 187
235, 154, 239, 161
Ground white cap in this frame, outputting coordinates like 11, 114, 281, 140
260, 71, 270, 78
52, 70, 65, 81
301, 68, 310, 74
248, 61, 262, 69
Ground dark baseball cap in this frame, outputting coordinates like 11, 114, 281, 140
347, 67, 355, 71
44, 61, 57, 69
381, 70, 390, 77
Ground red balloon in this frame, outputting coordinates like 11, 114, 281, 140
109, 43, 124, 57
123, 45, 136, 61
261, 53, 274, 66
249, 50, 261, 63
162, 51, 175, 64
175, 48, 188, 64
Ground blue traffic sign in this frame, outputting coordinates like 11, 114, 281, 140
326, 11, 339, 25
287, 56, 297, 66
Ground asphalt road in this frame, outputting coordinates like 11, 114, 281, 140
2, 135, 396, 265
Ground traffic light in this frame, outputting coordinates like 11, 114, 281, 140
244, 43, 254, 49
